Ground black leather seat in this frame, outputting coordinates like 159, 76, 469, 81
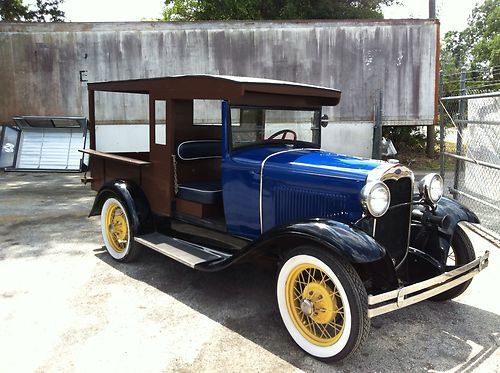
176, 140, 222, 204
177, 140, 221, 160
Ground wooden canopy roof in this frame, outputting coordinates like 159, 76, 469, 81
87, 75, 341, 107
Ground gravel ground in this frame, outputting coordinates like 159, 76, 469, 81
0, 171, 499, 373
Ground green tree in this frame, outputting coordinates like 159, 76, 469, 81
468, 0, 500, 72
0, 0, 65, 22
0, 0, 28, 20
163, 0, 396, 21
440, 0, 499, 95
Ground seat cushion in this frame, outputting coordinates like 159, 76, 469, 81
177, 181, 222, 205
177, 140, 221, 160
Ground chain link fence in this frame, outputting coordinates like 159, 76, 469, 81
440, 83, 500, 235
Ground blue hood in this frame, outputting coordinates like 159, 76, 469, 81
264, 148, 383, 182
224, 146, 388, 238
260, 148, 384, 230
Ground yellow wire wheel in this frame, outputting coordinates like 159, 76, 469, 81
277, 248, 369, 361
285, 263, 345, 346
101, 197, 132, 260
104, 201, 128, 253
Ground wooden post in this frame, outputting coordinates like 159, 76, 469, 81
88, 90, 95, 149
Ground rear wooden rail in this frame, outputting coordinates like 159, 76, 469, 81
79, 149, 151, 166
79, 149, 151, 186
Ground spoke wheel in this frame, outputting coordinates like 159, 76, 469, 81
101, 197, 140, 262
104, 202, 129, 253
286, 264, 345, 346
277, 246, 369, 361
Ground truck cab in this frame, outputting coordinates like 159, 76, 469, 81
83, 75, 488, 361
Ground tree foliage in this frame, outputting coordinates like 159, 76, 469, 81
440, 0, 499, 94
163, 0, 397, 21
0, 0, 65, 22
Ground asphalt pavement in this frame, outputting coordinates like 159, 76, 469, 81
0, 172, 498, 372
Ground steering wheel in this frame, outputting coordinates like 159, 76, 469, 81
267, 129, 297, 141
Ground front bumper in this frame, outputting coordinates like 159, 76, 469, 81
367, 251, 490, 318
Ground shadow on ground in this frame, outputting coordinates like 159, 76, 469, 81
95, 246, 500, 372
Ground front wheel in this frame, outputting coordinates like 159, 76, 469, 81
277, 246, 370, 361
100, 197, 141, 262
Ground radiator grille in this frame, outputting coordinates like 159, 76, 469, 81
274, 186, 347, 226
374, 177, 413, 265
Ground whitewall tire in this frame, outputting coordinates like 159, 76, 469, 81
277, 247, 369, 361
100, 197, 140, 262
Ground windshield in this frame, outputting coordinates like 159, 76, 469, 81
230, 107, 320, 149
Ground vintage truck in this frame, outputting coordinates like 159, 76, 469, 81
81, 75, 489, 361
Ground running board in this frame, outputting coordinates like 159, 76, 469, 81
135, 233, 225, 268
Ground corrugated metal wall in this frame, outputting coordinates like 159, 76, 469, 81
0, 20, 438, 157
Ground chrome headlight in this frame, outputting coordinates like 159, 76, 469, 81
418, 173, 443, 204
361, 181, 391, 217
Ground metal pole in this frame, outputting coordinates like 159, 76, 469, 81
429, 0, 436, 18
372, 90, 383, 159
426, 120, 436, 157
453, 67, 466, 199
439, 70, 445, 179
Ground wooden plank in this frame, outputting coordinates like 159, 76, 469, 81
79, 149, 151, 166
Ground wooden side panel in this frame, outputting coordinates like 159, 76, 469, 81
89, 157, 142, 191
172, 99, 223, 184
90, 157, 104, 191
141, 97, 172, 216
177, 159, 221, 184
175, 125, 221, 143
176, 198, 223, 218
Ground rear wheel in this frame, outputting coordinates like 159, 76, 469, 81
432, 226, 475, 301
277, 246, 370, 361
101, 197, 141, 262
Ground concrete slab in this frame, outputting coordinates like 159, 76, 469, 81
0, 172, 498, 372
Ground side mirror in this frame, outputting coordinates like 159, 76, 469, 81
320, 114, 329, 128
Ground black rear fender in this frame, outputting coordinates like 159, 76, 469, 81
89, 179, 154, 235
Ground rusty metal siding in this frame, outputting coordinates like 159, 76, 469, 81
0, 20, 438, 141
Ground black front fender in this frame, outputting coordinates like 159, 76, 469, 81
413, 194, 479, 236
259, 218, 387, 264
410, 195, 480, 264
89, 179, 154, 235
434, 196, 480, 235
